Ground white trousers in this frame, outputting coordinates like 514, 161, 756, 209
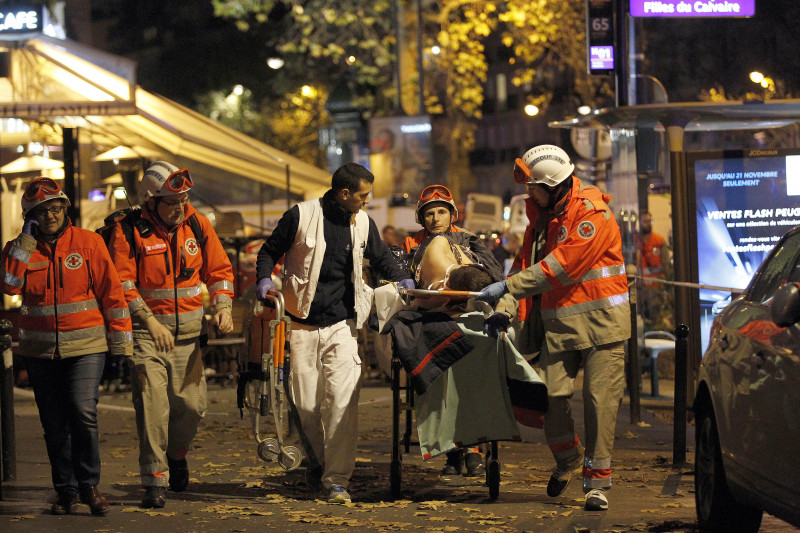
289, 319, 362, 489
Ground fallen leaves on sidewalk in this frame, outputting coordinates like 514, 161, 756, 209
122, 507, 177, 516
199, 503, 274, 517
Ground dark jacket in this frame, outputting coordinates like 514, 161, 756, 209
256, 190, 410, 327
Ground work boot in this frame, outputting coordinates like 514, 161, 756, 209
463, 452, 485, 477
50, 490, 78, 515
141, 486, 167, 509
585, 489, 609, 511
440, 450, 463, 477
168, 456, 189, 492
79, 485, 110, 516
546, 453, 583, 497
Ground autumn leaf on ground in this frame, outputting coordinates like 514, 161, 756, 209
418, 500, 448, 510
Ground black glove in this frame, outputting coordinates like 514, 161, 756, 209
484, 312, 510, 338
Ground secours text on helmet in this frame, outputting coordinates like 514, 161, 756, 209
140, 161, 194, 202
514, 145, 575, 188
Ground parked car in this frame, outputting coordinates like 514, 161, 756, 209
694, 225, 800, 532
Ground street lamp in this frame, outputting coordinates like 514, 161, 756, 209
267, 57, 284, 70
749, 71, 775, 96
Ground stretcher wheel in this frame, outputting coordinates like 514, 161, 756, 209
278, 446, 303, 471
258, 438, 280, 462
390, 459, 402, 498
487, 459, 500, 500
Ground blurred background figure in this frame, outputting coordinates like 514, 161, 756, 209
382, 224, 403, 248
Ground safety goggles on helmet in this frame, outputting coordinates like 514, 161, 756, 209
419, 184, 453, 203
23, 177, 62, 202
513, 158, 533, 185
163, 168, 193, 193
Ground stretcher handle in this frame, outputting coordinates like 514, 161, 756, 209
262, 290, 285, 320
399, 288, 481, 298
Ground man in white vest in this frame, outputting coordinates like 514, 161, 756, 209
255, 163, 413, 503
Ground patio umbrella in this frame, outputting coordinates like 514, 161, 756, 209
92, 145, 162, 162
0, 155, 64, 174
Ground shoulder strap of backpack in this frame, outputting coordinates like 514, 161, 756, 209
187, 213, 206, 250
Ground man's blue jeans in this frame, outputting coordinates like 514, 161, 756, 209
25, 353, 106, 494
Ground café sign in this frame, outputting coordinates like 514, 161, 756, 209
0, 6, 42, 33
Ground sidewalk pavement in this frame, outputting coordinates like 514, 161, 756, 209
0, 376, 796, 533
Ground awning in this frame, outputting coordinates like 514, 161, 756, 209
0, 35, 330, 197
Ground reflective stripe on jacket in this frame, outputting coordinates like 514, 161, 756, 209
499, 178, 631, 352
0, 222, 133, 358
108, 204, 234, 341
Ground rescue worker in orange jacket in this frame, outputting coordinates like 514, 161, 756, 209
107, 161, 234, 509
402, 184, 503, 288
402, 184, 504, 477
476, 145, 631, 512
1, 177, 133, 516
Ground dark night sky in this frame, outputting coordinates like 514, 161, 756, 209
638, 0, 800, 102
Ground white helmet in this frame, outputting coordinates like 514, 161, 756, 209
140, 161, 194, 202
514, 144, 575, 188
21, 177, 70, 218
415, 184, 459, 224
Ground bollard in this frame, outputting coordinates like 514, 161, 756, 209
627, 296, 641, 425
0, 319, 16, 485
672, 323, 689, 468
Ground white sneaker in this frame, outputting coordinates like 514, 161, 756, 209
585, 489, 609, 511
328, 484, 351, 504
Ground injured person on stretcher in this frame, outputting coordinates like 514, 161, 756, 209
394, 233, 527, 478
409, 234, 495, 313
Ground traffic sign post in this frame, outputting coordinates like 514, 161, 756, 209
586, 0, 616, 76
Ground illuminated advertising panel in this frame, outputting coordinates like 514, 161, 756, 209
690, 148, 800, 350
369, 115, 433, 198
630, 0, 755, 17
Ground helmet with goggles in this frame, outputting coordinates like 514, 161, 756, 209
513, 144, 575, 188
415, 184, 459, 224
21, 177, 70, 218
140, 161, 194, 202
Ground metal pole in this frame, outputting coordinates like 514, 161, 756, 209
614, 0, 629, 107
673, 323, 689, 466
666, 123, 690, 467
416, 0, 424, 115
627, 295, 641, 424
0, 319, 15, 483
286, 164, 291, 211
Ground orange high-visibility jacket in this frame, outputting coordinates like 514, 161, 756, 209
1, 222, 133, 358
108, 204, 234, 341
500, 178, 631, 352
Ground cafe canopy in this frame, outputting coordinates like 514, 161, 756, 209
0, 34, 330, 198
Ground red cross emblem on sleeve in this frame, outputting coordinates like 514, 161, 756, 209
577, 221, 596, 240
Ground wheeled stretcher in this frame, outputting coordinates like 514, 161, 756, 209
378, 286, 547, 501
236, 292, 320, 479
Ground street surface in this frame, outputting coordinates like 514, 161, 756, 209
2, 377, 798, 533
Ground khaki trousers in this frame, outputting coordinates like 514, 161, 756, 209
130, 338, 206, 487
540, 341, 626, 492
289, 319, 362, 489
